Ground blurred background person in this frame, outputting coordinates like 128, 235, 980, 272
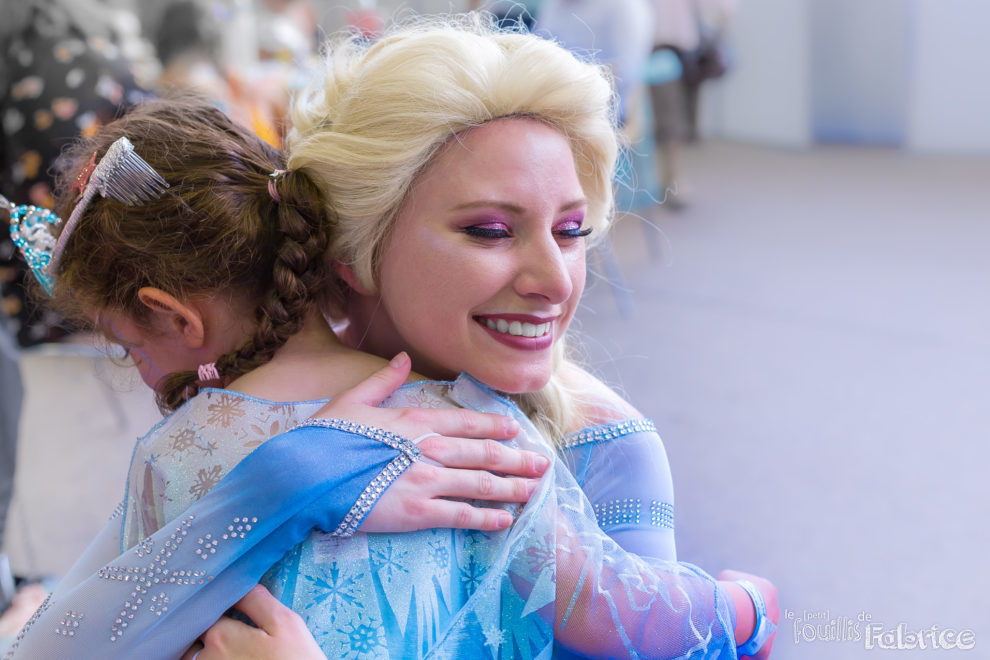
648, 0, 738, 209
0, 0, 155, 348
467, 0, 543, 30
154, 0, 281, 146
152, 0, 322, 147
534, 0, 653, 129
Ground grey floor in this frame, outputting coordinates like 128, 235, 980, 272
578, 141, 989, 658
6, 141, 988, 658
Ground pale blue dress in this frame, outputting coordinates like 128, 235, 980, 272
4, 376, 735, 659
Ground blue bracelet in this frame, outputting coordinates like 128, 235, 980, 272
734, 579, 775, 656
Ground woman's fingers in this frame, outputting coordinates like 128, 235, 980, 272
360, 461, 538, 533
422, 499, 514, 531
321, 352, 411, 408
417, 435, 549, 477
395, 406, 519, 441
426, 464, 539, 503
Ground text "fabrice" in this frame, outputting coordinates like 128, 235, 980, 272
864, 623, 976, 650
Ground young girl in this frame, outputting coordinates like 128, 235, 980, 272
7, 17, 775, 660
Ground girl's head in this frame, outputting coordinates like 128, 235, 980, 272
287, 15, 618, 432
51, 96, 335, 411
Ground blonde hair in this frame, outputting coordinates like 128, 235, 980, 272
287, 14, 619, 443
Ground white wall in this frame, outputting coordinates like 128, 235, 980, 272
906, 0, 990, 153
810, 0, 910, 145
709, 0, 990, 154
708, 0, 813, 148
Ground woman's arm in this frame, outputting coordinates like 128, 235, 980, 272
3, 359, 547, 659
554, 366, 777, 657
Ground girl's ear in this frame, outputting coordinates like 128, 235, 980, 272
137, 287, 205, 349
333, 260, 373, 296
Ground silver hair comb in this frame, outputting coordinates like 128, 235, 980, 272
3, 136, 169, 295
49, 137, 169, 269
51, 136, 170, 266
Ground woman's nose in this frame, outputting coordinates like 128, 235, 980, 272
512, 236, 576, 303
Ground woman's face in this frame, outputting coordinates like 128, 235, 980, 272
368, 118, 589, 393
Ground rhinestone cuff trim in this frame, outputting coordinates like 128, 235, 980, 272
560, 418, 657, 449
290, 417, 422, 538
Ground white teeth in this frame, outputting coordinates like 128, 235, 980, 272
483, 319, 551, 338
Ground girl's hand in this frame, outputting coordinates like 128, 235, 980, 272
718, 569, 778, 659
311, 353, 550, 533
180, 586, 323, 660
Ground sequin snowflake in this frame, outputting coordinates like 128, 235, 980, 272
370, 538, 409, 583
168, 427, 198, 455
429, 538, 450, 570
188, 465, 224, 498
337, 612, 386, 659
524, 533, 555, 575
460, 555, 487, 592
301, 562, 364, 624
205, 393, 246, 428
483, 623, 508, 653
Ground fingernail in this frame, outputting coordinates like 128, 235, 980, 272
527, 479, 540, 496
504, 419, 520, 436
535, 455, 550, 473
497, 511, 513, 528
390, 352, 409, 368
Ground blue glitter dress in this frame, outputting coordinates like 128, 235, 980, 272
4, 376, 735, 659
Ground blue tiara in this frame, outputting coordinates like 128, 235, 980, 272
2, 195, 61, 295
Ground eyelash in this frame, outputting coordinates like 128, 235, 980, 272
557, 226, 593, 239
462, 226, 593, 240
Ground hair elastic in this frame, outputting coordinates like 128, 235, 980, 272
197, 362, 220, 382
268, 169, 287, 203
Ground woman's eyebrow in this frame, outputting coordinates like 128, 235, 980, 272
450, 198, 588, 213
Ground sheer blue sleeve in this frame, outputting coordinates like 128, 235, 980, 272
431, 377, 737, 659
3, 422, 419, 660
561, 420, 677, 560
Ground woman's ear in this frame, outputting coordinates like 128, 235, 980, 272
333, 260, 374, 296
137, 287, 206, 349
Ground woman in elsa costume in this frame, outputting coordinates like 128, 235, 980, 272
4, 15, 776, 660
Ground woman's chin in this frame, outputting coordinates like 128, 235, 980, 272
478, 369, 552, 395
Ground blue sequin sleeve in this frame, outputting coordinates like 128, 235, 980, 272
561, 419, 677, 560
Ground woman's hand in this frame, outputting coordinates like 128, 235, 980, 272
180, 586, 324, 660
718, 569, 778, 659
310, 353, 551, 533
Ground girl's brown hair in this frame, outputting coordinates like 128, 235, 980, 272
51, 96, 335, 411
